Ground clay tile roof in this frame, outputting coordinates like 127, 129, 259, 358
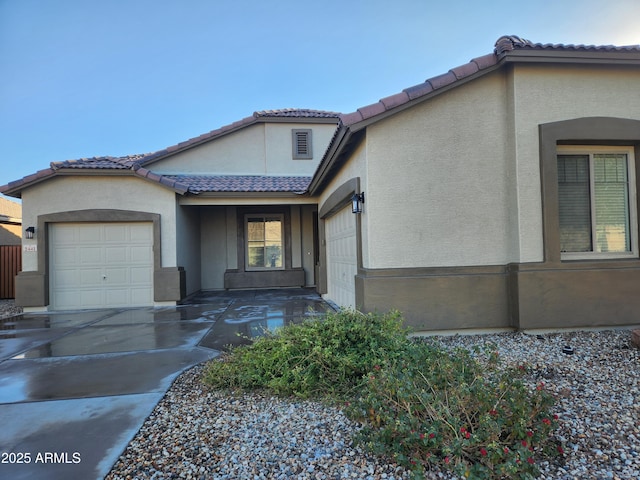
336, 35, 640, 130
164, 175, 312, 193
254, 109, 340, 118
494, 34, 640, 54
51, 156, 144, 170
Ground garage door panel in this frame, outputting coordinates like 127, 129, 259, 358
79, 246, 103, 264
129, 224, 153, 242
54, 269, 81, 287
325, 206, 357, 309
131, 267, 152, 283
105, 289, 129, 306
50, 222, 154, 310
104, 224, 129, 242
104, 267, 128, 285
130, 246, 153, 263
52, 247, 77, 266
105, 246, 128, 263
79, 268, 104, 286
129, 287, 153, 304
78, 225, 101, 242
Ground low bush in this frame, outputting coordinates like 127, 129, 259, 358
203, 309, 409, 398
203, 310, 561, 478
346, 340, 560, 478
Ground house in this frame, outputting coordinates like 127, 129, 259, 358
0, 197, 22, 299
0, 197, 21, 246
3, 36, 640, 331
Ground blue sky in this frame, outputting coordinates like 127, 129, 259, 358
1, 0, 639, 198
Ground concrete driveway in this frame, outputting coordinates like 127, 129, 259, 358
0, 288, 330, 480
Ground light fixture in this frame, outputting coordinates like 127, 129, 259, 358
25, 226, 35, 239
351, 192, 365, 214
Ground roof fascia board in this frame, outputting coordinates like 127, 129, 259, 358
501, 50, 640, 65
1, 168, 189, 198
181, 191, 309, 199
257, 116, 339, 125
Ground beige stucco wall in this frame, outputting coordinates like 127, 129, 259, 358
364, 72, 515, 268
149, 122, 337, 176
201, 206, 231, 290
349, 64, 640, 270
176, 205, 201, 295
318, 139, 369, 266
20, 176, 178, 272
510, 64, 640, 262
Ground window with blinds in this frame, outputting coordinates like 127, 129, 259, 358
292, 129, 312, 159
246, 215, 284, 270
557, 146, 637, 259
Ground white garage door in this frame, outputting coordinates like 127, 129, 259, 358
325, 205, 357, 309
49, 222, 154, 310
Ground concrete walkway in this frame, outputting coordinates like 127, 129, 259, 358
0, 288, 330, 480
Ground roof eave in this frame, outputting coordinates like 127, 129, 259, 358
307, 125, 352, 196
500, 49, 640, 65
0, 167, 191, 198
187, 191, 309, 198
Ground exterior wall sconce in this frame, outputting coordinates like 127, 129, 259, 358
352, 192, 365, 214
25, 226, 35, 239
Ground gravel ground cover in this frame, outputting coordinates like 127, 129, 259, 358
0, 299, 22, 320
106, 328, 639, 480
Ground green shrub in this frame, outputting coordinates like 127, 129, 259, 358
203, 309, 409, 399
203, 310, 561, 478
346, 340, 560, 479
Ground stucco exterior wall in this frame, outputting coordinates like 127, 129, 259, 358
201, 206, 230, 290
365, 72, 514, 268
176, 205, 201, 295
511, 64, 640, 262
360, 64, 640, 270
20, 176, 178, 272
318, 139, 369, 266
264, 123, 338, 175
149, 123, 337, 176
150, 126, 266, 175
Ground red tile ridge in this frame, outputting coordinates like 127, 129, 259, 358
380, 91, 410, 110
339, 111, 364, 125
403, 82, 434, 100
357, 102, 386, 120
449, 61, 479, 80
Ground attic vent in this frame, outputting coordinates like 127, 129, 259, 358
292, 129, 312, 159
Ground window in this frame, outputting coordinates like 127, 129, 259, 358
292, 129, 312, 159
246, 215, 284, 269
557, 146, 637, 259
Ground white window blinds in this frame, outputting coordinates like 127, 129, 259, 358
558, 151, 632, 255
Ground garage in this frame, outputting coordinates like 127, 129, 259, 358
49, 222, 154, 310
325, 205, 357, 308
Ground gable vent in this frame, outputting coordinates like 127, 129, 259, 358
292, 129, 312, 159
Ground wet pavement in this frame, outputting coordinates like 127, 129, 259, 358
0, 288, 330, 480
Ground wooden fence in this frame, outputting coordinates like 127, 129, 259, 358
0, 245, 21, 299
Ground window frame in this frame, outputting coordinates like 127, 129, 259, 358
557, 145, 638, 260
244, 214, 285, 271
292, 129, 312, 159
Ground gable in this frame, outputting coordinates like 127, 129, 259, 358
147, 122, 338, 177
